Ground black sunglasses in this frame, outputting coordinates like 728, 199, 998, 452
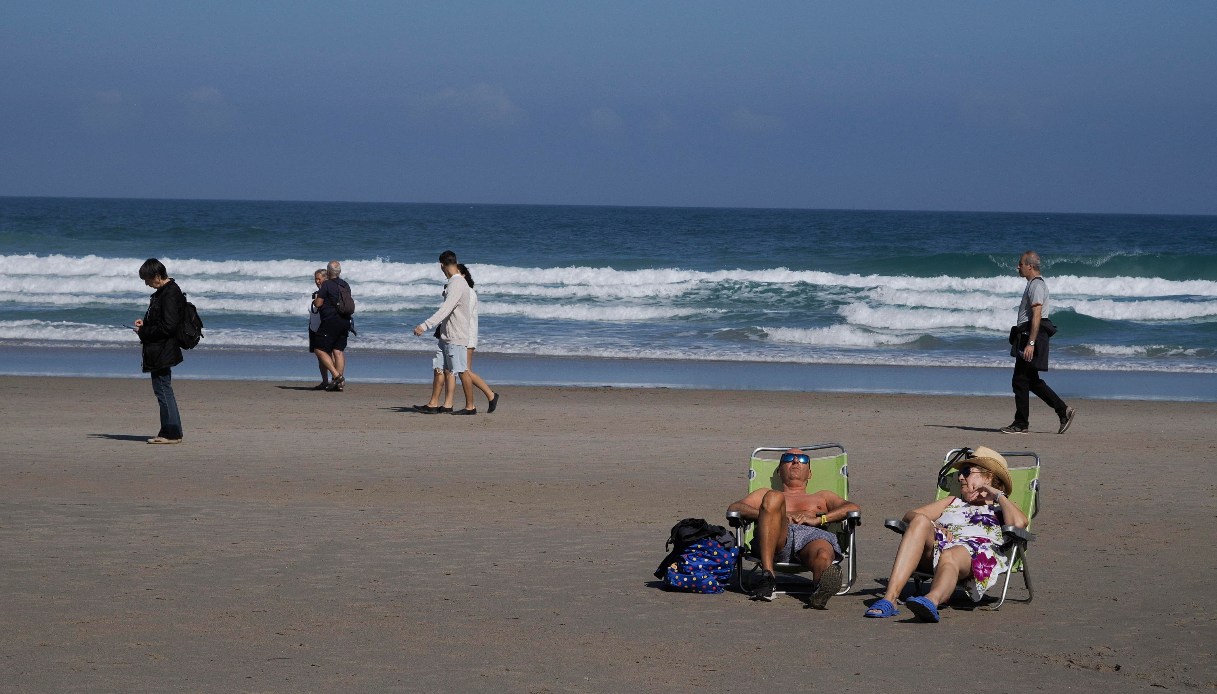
779, 453, 810, 465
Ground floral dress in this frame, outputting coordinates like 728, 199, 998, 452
933, 497, 1009, 602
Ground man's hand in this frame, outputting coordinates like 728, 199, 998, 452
133, 319, 143, 333
789, 511, 819, 526
413, 324, 426, 336
1022, 344, 1035, 361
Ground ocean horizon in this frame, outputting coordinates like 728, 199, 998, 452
2, 196, 1214, 401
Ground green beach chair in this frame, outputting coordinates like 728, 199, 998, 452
883, 448, 1039, 610
725, 444, 861, 598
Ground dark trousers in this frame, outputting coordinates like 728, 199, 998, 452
151, 367, 183, 439
1011, 358, 1067, 427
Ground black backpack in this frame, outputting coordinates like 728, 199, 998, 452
653, 518, 736, 579
335, 282, 356, 318
177, 296, 204, 349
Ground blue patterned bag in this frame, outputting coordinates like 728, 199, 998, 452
661, 539, 739, 594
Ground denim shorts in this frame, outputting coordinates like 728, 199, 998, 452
432, 341, 468, 373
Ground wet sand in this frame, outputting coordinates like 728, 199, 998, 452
1, 375, 1213, 691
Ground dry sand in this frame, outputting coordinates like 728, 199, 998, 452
1, 375, 1214, 692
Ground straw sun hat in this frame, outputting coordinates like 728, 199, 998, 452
949, 446, 1013, 493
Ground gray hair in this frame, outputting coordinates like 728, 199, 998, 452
1021, 250, 1041, 271
326, 260, 342, 278
314, 268, 327, 278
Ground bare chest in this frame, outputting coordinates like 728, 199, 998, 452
783, 492, 827, 515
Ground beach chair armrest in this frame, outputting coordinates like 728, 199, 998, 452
844, 509, 861, 527
725, 510, 747, 528
1002, 525, 1034, 542
884, 519, 908, 534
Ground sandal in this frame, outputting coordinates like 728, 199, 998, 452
808, 564, 842, 609
326, 375, 345, 392
906, 595, 941, 623
863, 598, 899, 618
746, 566, 777, 602
312, 382, 330, 390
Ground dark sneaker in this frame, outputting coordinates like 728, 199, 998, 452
1058, 407, 1077, 434
747, 567, 777, 602
999, 423, 1028, 434
809, 563, 843, 609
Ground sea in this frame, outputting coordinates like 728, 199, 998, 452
2, 196, 1216, 401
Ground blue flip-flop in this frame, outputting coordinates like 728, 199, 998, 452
906, 595, 941, 623
863, 598, 899, 618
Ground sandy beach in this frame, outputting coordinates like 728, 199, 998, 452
1, 375, 1214, 692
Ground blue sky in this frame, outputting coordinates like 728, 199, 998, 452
2, 1, 1215, 214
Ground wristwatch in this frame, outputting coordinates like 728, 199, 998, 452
1028, 341, 1035, 346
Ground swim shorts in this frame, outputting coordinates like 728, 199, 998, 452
773, 523, 842, 563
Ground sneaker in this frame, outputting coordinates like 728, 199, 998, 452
1058, 407, 1077, 434
146, 436, 182, 444
999, 423, 1028, 434
809, 563, 843, 609
747, 567, 777, 602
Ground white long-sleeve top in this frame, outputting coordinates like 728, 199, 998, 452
467, 287, 479, 350
420, 274, 472, 346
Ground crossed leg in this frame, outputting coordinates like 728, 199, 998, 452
753, 490, 834, 580
753, 490, 790, 575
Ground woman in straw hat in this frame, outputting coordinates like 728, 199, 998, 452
864, 446, 1028, 622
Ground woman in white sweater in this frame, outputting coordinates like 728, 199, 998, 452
456, 263, 499, 414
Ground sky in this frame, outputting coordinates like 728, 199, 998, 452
2, 1, 1215, 214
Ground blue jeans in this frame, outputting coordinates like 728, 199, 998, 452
151, 367, 183, 439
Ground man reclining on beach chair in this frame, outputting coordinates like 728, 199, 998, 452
726, 448, 860, 606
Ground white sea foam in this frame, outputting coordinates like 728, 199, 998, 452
761, 325, 918, 348
0, 320, 419, 350
1067, 299, 1217, 321
865, 288, 1013, 311
863, 290, 1217, 324
4, 319, 1214, 373
1077, 343, 1205, 358
4, 254, 1216, 351
478, 302, 707, 321
838, 303, 1011, 332
7, 253, 1217, 298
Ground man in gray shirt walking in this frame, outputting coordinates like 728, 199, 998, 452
1001, 250, 1076, 434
